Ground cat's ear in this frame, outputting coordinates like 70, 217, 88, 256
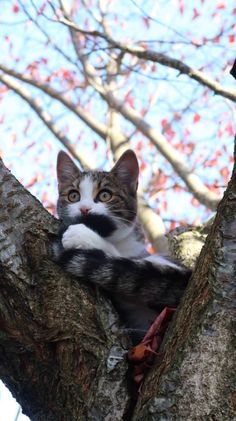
111, 149, 139, 192
57, 151, 80, 185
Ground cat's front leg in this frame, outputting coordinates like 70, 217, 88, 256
62, 224, 120, 257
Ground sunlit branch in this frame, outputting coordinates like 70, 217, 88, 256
18, 0, 80, 71
0, 74, 90, 169
72, 52, 221, 210
52, 7, 222, 210
0, 63, 107, 140
58, 18, 236, 103
50, 6, 170, 252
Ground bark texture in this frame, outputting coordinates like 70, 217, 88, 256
0, 159, 130, 420
0, 154, 236, 421
132, 155, 236, 420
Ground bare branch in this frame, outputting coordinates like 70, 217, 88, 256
58, 18, 236, 103
80, 63, 221, 210
0, 61, 221, 210
0, 74, 91, 169
0, 63, 107, 141
137, 194, 169, 254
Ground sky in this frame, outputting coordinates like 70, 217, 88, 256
0, 0, 235, 419
0, 0, 235, 228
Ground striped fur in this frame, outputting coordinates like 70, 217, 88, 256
54, 150, 191, 343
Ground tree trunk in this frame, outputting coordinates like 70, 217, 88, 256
132, 150, 236, 420
0, 159, 130, 420
0, 151, 236, 420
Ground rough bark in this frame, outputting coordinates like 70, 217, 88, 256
1, 150, 236, 420
132, 151, 236, 420
0, 159, 130, 420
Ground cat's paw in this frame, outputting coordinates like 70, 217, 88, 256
62, 224, 95, 250
62, 223, 120, 257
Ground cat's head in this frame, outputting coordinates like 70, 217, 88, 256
56, 149, 139, 236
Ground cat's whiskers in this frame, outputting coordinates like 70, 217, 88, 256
111, 208, 136, 215
110, 208, 137, 225
112, 214, 134, 225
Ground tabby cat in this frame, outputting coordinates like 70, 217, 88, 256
53, 149, 191, 343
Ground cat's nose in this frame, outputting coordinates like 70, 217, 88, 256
80, 207, 91, 215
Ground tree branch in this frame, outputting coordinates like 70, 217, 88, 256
77, 61, 221, 210
0, 62, 220, 210
0, 62, 170, 251
58, 18, 236, 103
0, 74, 91, 169
133, 146, 236, 420
0, 158, 130, 420
0, 63, 107, 141
48, 13, 221, 211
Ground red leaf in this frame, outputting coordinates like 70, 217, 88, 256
225, 123, 234, 137
128, 343, 156, 363
142, 307, 176, 344
193, 8, 200, 19
128, 307, 176, 388
124, 90, 135, 108
161, 118, 168, 128
217, 2, 225, 9
191, 197, 200, 207
228, 34, 235, 43
142, 16, 150, 29
204, 158, 218, 168
220, 167, 230, 181
193, 113, 201, 123
170, 221, 177, 231
12, 2, 20, 13
178, 0, 184, 14
38, 2, 47, 15
140, 161, 147, 172
173, 184, 182, 193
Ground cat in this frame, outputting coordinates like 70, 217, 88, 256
53, 149, 191, 343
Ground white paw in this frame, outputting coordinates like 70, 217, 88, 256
62, 223, 120, 257
62, 224, 96, 250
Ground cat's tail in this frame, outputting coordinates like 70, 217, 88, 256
56, 248, 192, 309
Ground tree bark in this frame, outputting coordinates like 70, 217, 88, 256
132, 149, 236, 420
0, 149, 236, 420
0, 159, 130, 420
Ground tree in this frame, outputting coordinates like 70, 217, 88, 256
0, 1, 236, 419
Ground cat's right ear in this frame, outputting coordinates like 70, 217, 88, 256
57, 151, 80, 185
111, 149, 139, 193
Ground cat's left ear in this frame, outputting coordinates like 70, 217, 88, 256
111, 149, 139, 193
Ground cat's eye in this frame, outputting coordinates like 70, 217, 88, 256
97, 189, 112, 202
68, 190, 80, 202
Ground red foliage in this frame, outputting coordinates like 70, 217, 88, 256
193, 113, 201, 123
38, 2, 47, 15
217, 2, 226, 9
192, 8, 200, 20
161, 119, 175, 141
140, 160, 147, 172
191, 197, 200, 207
128, 307, 176, 390
152, 170, 168, 191
220, 166, 230, 182
142, 16, 150, 29
12, 2, 20, 13
170, 220, 177, 231
178, 0, 184, 14
124, 90, 135, 108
